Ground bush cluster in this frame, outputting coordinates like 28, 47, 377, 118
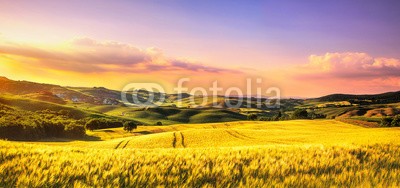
84, 118, 124, 131
249, 109, 326, 122
380, 115, 400, 127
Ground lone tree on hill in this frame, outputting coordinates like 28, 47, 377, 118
123, 121, 137, 133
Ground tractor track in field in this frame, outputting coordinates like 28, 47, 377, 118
115, 139, 131, 149
172, 132, 186, 148
122, 140, 130, 149
172, 132, 177, 148
225, 130, 254, 140
114, 140, 124, 149
180, 132, 186, 148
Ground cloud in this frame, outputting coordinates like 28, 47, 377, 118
281, 52, 400, 96
0, 37, 235, 73
298, 52, 400, 79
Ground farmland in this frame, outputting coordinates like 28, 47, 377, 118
1, 120, 400, 187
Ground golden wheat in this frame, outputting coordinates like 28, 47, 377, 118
1, 120, 400, 187
1, 141, 400, 187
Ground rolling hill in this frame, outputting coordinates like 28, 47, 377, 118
317, 91, 400, 103
80, 120, 400, 149
2, 76, 400, 126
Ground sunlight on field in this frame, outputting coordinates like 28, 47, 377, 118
2, 120, 400, 187
1, 141, 400, 187
76, 120, 400, 149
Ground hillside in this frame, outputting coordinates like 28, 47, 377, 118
2, 76, 400, 126
317, 91, 400, 103
83, 120, 400, 149
0, 77, 95, 103
0, 77, 193, 106
84, 105, 247, 125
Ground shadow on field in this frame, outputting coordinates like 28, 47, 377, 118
134, 131, 152, 135
20, 135, 103, 142
102, 130, 115, 133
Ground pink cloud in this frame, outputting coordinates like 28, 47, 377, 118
0, 37, 236, 74
300, 52, 400, 79
282, 52, 400, 96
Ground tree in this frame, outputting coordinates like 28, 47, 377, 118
277, 111, 282, 118
123, 121, 137, 133
291, 109, 308, 119
64, 123, 86, 138
156, 121, 163, 126
391, 115, 400, 127
247, 114, 258, 121
380, 116, 393, 127
271, 111, 282, 121
85, 119, 99, 131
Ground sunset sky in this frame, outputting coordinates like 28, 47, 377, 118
1, 0, 400, 97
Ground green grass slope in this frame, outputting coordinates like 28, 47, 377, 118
83, 106, 246, 125
0, 94, 88, 119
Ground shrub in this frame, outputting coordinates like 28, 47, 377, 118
85, 118, 123, 131
391, 115, 400, 127
156, 121, 163, 126
65, 124, 86, 138
380, 116, 393, 127
247, 114, 258, 121
85, 119, 99, 131
291, 109, 308, 119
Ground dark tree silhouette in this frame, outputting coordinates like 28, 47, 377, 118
124, 121, 137, 132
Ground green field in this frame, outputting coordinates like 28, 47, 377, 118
75, 104, 247, 125
2, 120, 400, 187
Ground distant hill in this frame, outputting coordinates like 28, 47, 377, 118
0, 76, 193, 106
2, 76, 400, 108
317, 91, 400, 103
0, 77, 94, 103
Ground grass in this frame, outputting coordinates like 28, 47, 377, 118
2, 120, 400, 187
0, 95, 143, 122
76, 105, 247, 125
1, 142, 400, 187
0, 94, 88, 118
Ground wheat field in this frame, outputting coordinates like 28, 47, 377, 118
1, 120, 400, 187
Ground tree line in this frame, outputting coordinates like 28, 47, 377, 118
0, 105, 137, 141
248, 109, 326, 121
380, 115, 400, 127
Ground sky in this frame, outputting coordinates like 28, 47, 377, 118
0, 0, 400, 97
